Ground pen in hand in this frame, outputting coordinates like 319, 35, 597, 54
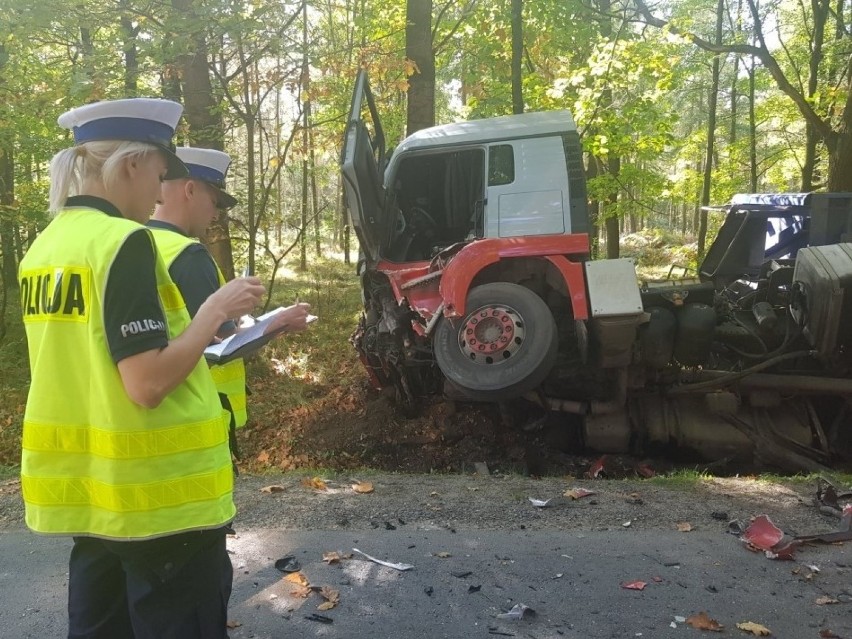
238, 265, 257, 326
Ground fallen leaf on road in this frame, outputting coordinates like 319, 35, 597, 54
317, 585, 339, 610
620, 580, 647, 590
435, 551, 452, 558
226, 620, 242, 629
285, 571, 310, 587
677, 522, 693, 532
352, 480, 374, 494
320, 586, 339, 601
686, 611, 724, 632
736, 621, 771, 635
290, 584, 312, 598
816, 596, 840, 605
260, 485, 286, 493
819, 629, 841, 638
564, 487, 595, 500
301, 476, 327, 491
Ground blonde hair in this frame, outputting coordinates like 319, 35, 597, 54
48, 141, 158, 213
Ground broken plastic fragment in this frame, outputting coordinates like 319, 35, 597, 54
529, 497, 551, 508
636, 462, 655, 478
587, 455, 607, 478
743, 515, 784, 551
274, 555, 301, 573
621, 580, 647, 590
497, 603, 534, 620
815, 478, 852, 514
352, 548, 414, 571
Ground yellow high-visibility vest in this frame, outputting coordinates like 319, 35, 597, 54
19, 206, 235, 540
149, 227, 248, 428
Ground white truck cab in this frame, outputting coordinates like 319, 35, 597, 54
341, 70, 588, 265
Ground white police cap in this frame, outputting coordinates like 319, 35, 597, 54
175, 147, 238, 209
57, 98, 188, 179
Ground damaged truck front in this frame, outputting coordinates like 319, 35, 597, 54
341, 70, 852, 471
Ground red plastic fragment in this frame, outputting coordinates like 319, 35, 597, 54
637, 463, 656, 478
620, 580, 647, 590
587, 455, 607, 478
743, 515, 784, 551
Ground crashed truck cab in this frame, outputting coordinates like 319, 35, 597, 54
342, 71, 852, 470
341, 69, 607, 404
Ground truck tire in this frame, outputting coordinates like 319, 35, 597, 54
434, 282, 558, 401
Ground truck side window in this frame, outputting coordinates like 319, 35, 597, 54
488, 145, 514, 186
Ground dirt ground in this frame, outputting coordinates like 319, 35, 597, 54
239, 378, 752, 480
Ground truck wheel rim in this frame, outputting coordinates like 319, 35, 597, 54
459, 305, 524, 364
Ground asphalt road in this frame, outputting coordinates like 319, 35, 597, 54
2, 524, 851, 638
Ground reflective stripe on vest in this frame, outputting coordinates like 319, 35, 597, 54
19, 207, 234, 539
149, 227, 249, 428
22, 465, 233, 512
22, 415, 227, 458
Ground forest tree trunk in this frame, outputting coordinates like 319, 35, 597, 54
405, 0, 435, 134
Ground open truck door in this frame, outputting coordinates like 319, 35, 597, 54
341, 69, 391, 264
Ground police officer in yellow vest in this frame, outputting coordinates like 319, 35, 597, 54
147, 147, 311, 446
18, 99, 267, 639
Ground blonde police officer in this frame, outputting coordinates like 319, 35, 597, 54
148, 147, 311, 443
18, 98, 266, 639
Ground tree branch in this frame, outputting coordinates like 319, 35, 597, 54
433, 0, 478, 56
631, 0, 837, 147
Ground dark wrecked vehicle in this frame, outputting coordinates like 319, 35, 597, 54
341, 70, 852, 471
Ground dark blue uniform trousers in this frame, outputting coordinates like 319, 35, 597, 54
67, 526, 232, 639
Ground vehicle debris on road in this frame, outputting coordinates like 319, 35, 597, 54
741, 504, 852, 560
496, 603, 535, 620
352, 547, 414, 571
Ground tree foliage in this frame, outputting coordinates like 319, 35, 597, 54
0, 0, 848, 300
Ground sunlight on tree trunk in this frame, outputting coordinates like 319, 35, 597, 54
698, 0, 724, 260
405, 0, 435, 134
511, 0, 523, 115
170, 0, 235, 279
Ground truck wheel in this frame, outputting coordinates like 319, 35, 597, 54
434, 282, 558, 401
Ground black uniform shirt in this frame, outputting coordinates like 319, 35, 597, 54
65, 196, 169, 363
146, 220, 236, 335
